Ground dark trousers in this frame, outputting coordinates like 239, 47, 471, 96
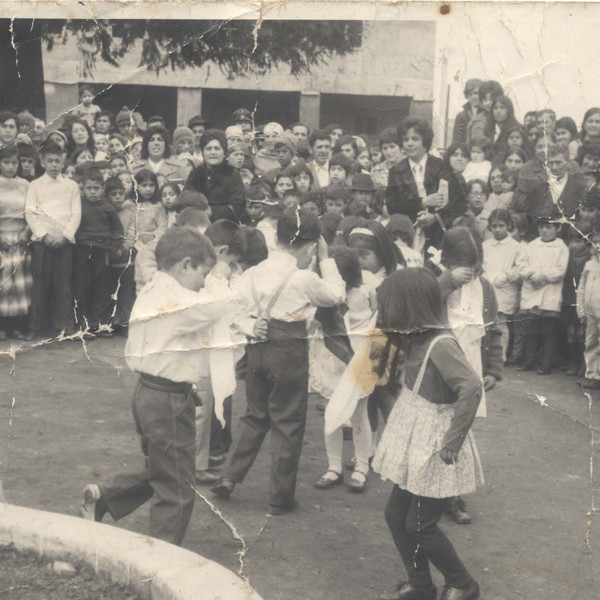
524, 315, 559, 370
385, 486, 472, 590
210, 394, 232, 457
29, 242, 74, 332
72, 245, 114, 330
224, 320, 308, 508
100, 377, 196, 546
111, 264, 136, 327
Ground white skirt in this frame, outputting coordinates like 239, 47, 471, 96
373, 386, 484, 498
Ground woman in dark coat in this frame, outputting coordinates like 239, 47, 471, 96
489, 95, 525, 164
184, 129, 246, 222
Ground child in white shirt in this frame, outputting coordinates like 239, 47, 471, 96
462, 137, 492, 184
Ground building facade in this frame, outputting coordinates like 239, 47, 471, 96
41, 20, 436, 134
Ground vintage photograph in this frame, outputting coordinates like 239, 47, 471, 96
0, 2, 598, 598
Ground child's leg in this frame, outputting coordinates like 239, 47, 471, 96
540, 316, 558, 372
584, 316, 600, 380
497, 312, 509, 362
350, 397, 372, 474
72, 245, 92, 330
29, 242, 51, 333
50, 244, 75, 332
384, 486, 473, 590
91, 260, 116, 329
524, 316, 541, 367
324, 427, 344, 475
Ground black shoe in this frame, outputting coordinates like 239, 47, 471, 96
578, 378, 600, 389
379, 581, 437, 600
314, 471, 344, 490
268, 499, 299, 516
440, 580, 480, 600
210, 478, 235, 498
516, 363, 535, 371
195, 470, 221, 485
447, 497, 471, 524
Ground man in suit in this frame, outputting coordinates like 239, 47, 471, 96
386, 117, 466, 249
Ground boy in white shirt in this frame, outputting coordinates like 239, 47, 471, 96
25, 141, 81, 338
212, 207, 345, 514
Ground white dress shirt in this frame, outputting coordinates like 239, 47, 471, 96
409, 154, 429, 199
125, 271, 239, 383
307, 160, 330, 188
25, 173, 81, 242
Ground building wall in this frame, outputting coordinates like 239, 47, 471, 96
41, 20, 435, 131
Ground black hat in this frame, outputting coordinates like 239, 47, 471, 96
188, 115, 210, 129
232, 108, 253, 124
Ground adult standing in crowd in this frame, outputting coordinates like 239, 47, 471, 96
467, 80, 504, 144
452, 78, 483, 144
131, 126, 191, 185
184, 129, 246, 222
307, 129, 333, 188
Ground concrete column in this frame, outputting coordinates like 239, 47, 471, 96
44, 82, 79, 129
299, 91, 321, 130
177, 88, 203, 127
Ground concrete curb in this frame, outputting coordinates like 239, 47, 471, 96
0, 503, 261, 600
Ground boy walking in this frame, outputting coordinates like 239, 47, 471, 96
25, 141, 81, 338
79, 227, 235, 546
212, 207, 345, 514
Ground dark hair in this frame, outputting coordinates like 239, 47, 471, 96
104, 176, 125, 195
39, 140, 64, 157
17, 143, 36, 159
82, 167, 104, 186
200, 129, 227, 154
79, 84, 94, 96
444, 142, 470, 167
240, 226, 268, 267
511, 212, 529, 235
299, 191, 323, 214
274, 172, 296, 188
204, 219, 247, 258
95, 110, 114, 124
330, 246, 363, 290
0, 145, 18, 161
582, 107, 600, 141
68, 119, 95, 154
176, 189, 209, 212
134, 169, 159, 203
463, 78, 483, 96
377, 268, 446, 335
398, 117, 434, 152
277, 206, 322, 247
290, 122, 309, 134
334, 135, 358, 158
329, 152, 353, 174
466, 178, 490, 195
577, 139, 600, 166
0, 111, 17, 126
347, 219, 400, 274
110, 152, 128, 165
441, 226, 482, 268
488, 208, 513, 230
469, 136, 492, 159
555, 117, 578, 140
478, 80, 504, 102
378, 128, 399, 147
71, 147, 94, 164
141, 126, 172, 160
175, 207, 211, 228
308, 129, 331, 149
325, 123, 343, 134
504, 147, 528, 167
285, 159, 315, 185
155, 227, 216, 271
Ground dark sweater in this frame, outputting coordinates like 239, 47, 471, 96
76, 197, 123, 252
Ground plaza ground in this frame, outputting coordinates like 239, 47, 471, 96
1, 336, 599, 600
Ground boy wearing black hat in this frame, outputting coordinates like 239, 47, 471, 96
212, 207, 345, 514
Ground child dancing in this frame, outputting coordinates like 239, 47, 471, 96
373, 268, 483, 600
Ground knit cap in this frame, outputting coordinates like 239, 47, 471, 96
173, 126, 194, 146
273, 132, 298, 155
115, 106, 132, 126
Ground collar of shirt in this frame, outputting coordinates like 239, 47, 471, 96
408, 154, 428, 176
40, 173, 64, 184
491, 236, 510, 246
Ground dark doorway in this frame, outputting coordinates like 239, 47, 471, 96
320, 93, 412, 135
202, 88, 301, 130
0, 19, 46, 118
94, 84, 178, 132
